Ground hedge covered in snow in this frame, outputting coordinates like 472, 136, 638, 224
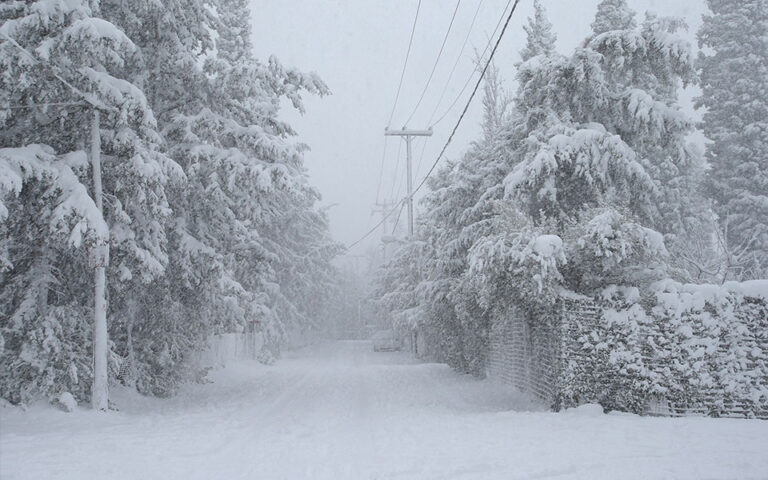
557, 280, 768, 418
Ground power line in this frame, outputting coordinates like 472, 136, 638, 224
403, 0, 461, 126
347, 198, 406, 250
347, 0, 522, 251
429, 0, 512, 128
416, 0, 512, 196
390, 199, 407, 235
4, 102, 87, 110
413, 134, 430, 180
378, 0, 422, 204
387, 0, 422, 127
426, 0, 484, 126
413, 0, 521, 196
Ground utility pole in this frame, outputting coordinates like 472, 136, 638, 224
372, 201, 394, 236
384, 127, 432, 238
372, 200, 394, 259
90, 108, 109, 412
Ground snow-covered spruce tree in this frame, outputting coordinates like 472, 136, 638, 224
0, 147, 108, 404
100, 0, 254, 392
466, 0, 567, 306
0, 0, 178, 404
697, 0, 768, 280
590, 0, 636, 35
520, 0, 557, 62
483, 1, 702, 295
188, 0, 338, 354
101, 0, 335, 388
373, 60, 516, 374
483, 1, 707, 409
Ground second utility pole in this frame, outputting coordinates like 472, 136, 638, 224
384, 127, 432, 238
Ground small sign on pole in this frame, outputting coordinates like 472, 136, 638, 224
88, 244, 110, 269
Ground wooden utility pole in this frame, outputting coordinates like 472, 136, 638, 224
372, 200, 394, 259
384, 127, 432, 238
90, 108, 109, 411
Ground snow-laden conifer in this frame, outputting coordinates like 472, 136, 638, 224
697, 0, 768, 280
0, 0, 178, 403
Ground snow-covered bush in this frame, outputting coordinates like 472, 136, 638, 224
558, 281, 768, 417
469, 223, 566, 307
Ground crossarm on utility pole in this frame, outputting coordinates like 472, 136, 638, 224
385, 128, 433, 137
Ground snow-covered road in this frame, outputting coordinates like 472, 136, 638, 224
2, 341, 768, 480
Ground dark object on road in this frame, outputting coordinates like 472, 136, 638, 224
372, 330, 401, 352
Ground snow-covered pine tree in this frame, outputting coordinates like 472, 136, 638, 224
103, 0, 335, 387
0, 146, 108, 404
192, 0, 337, 353
585, 4, 707, 282
467, 1, 567, 304
520, 0, 557, 62
697, 0, 768, 280
591, 0, 636, 35
0, 0, 178, 404
490, 0, 701, 293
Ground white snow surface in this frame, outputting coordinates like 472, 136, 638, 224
2, 341, 768, 480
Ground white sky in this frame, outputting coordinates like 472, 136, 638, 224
250, 0, 708, 256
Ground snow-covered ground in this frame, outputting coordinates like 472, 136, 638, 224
2, 341, 768, 480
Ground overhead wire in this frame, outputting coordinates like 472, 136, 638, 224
426, 0, 484, 126
4, 102, 87, 110
403, 0, 461, 126
347, 0, 523, 250
429, 0, 512, 128
387, 0, 422, 127
418, 0, 509, 190
377, 0, 421, 205
390, 201, 407, 235
413, 0, 521, 197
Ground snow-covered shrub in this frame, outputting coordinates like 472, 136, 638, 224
468, 225, 566, 307
0, 304, 93, 405
567, 208, 668, 292
56, 391, 77, 412
558, 281, 768, 417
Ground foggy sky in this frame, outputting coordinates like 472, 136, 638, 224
250, 0, 708, 257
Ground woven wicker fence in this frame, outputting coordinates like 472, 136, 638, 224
487, 287, 768, 419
